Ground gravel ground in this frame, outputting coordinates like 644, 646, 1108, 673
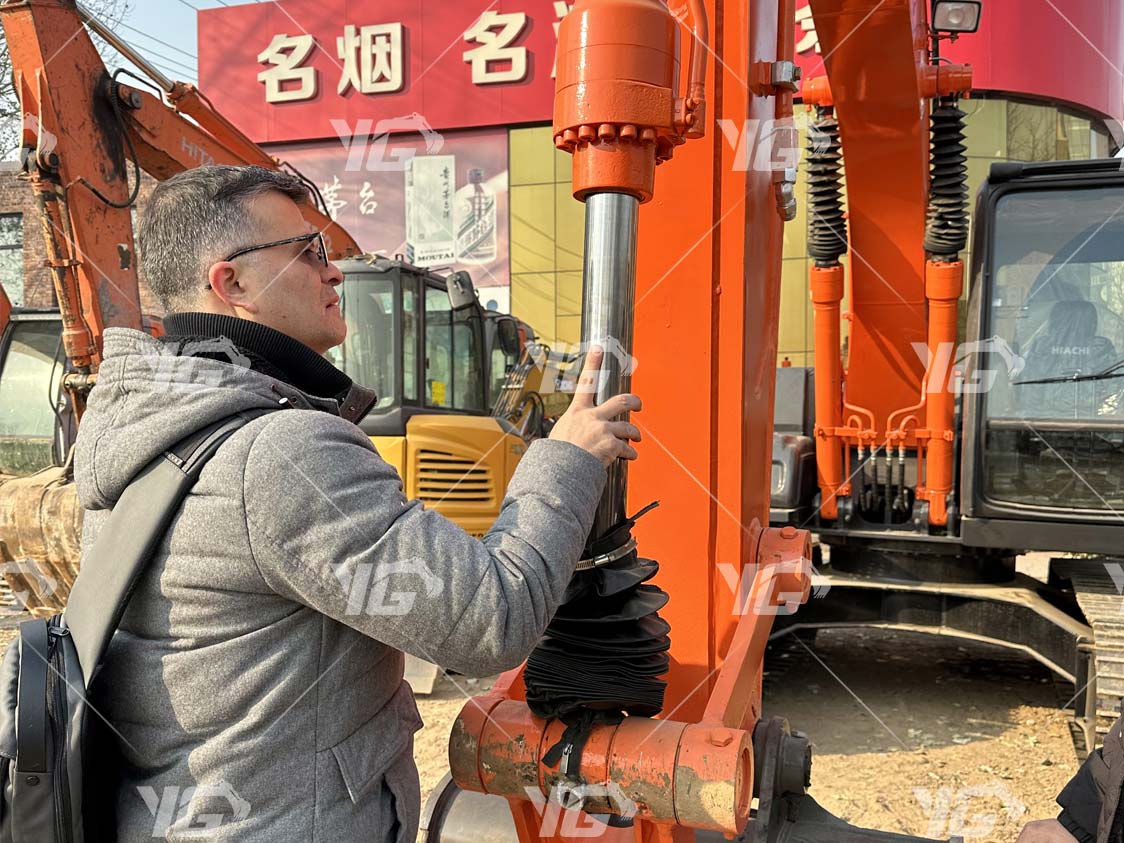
761, 628, 1077, 842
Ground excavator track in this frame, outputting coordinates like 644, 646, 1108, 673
1053, 558, 1124, 748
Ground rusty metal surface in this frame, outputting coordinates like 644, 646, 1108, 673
0, 469, 82, 616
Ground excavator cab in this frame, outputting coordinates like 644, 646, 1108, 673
330, 257, 526, 538
0, 309, 68, 478
960, 159, 1124, 553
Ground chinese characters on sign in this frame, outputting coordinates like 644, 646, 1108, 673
462, 11, 529, 84
257, 34, 317, 102
795, 2, 821, 54
257, 7, 571, 103
337, 23, 404, 94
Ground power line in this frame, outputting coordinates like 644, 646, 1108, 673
174, 0, 200, 11
110, 39, 197, 77
116, 21, 197, 61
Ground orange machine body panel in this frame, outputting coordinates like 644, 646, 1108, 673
808, 0, 931, 437
629, 0, 789, 723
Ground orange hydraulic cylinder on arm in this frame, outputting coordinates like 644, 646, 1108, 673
810, 265, 846, 519
918, 260, 963, 525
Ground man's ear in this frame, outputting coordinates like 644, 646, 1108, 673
207, 261, 260, 314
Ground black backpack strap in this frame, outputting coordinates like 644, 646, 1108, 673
14, 619, 49, 775
12, 618, 54, 839
65, 408, 276, 687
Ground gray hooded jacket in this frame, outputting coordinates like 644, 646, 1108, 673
73, 327, 606, 842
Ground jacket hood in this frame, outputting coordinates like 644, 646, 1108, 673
74, 328, 329, 511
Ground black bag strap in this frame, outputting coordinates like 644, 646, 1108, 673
64, 408, 276, 688
14, 619, 50, 774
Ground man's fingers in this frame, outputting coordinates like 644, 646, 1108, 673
609, 421, 642, 442
591, 393, 642, 419
618, 443, 639, 461
571, 348, 604, 409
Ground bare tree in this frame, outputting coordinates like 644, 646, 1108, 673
0, 0, 133, 159
1006, 102, 1060, 163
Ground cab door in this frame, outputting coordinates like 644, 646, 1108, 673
0, 312, 69, 475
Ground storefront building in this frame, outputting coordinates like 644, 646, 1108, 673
2, 0, 1123, 360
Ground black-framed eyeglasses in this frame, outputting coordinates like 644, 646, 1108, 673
223, 231, 329, 268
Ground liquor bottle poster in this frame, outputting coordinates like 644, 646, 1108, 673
270, 125, 511, 295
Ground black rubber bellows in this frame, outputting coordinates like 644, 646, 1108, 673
524, 503, 670, 720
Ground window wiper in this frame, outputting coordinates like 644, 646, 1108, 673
1014, 358, 1124, 387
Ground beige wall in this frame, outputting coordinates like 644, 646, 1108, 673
508, 126, 587, 348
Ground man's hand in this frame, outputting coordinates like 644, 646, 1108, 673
550, 347, 641, 468
1016, 819, 1078, 843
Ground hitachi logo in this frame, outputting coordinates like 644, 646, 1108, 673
1051, 346, 1092, 355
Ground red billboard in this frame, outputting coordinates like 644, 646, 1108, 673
199, 0, 1124, 147
197, 0, 568, 145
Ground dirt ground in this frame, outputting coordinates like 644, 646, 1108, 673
760, 628, 1077, 842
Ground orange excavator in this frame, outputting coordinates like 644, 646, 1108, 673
423, 0, 1124, 839
765, 0, 1124, 753
420, 1, 981, 842
0, 0, 535, 616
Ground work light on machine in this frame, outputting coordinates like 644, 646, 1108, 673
931, 0, 981, 33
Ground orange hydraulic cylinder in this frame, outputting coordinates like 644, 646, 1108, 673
922, 260, 963, 526
810, 265, 845, 520
553, 0, 702, 201
450, 698, 754, 834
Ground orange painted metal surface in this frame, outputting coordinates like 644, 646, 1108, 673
916, 260, 964, 525
451, 697, 753, 833
803, 62, 972, 106
807, 0, 932, 435
919, 63, 973, 98
553, 0, 709, 201
810, 265, 845, 519
448, 8, 808, 817
3, 0, 145, 362
449, 529, 810, 837
800, 1, 972, 526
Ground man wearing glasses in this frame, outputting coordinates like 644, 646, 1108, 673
73, 165, 641, 841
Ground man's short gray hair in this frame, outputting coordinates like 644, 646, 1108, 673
138, 165, 310, 311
